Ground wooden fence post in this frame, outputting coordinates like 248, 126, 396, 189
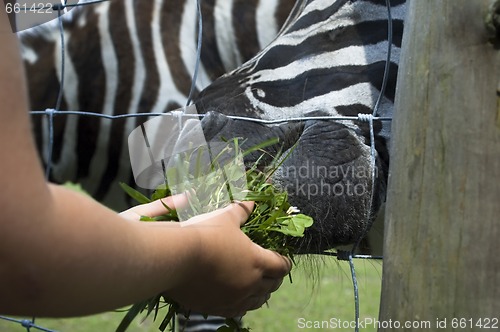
379, 0, 500, 330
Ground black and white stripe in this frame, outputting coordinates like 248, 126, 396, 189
197, 0, 406, 167
194, 0, 407, 253
198, 0, 406, 133
20, 0, 295, 210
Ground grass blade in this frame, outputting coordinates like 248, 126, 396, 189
119, 182, 151, 204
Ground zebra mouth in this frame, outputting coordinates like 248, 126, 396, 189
167, 111, 385, 253
128, 109, 383, 253
199, 111, 304, 163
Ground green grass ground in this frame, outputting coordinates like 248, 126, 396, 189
0, 259, 382, 332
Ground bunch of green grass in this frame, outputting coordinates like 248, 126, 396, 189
116, 139, 313, 332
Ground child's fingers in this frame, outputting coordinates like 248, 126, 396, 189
119, 193, 189, 220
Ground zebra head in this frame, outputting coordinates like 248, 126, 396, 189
192, 0, 407, 253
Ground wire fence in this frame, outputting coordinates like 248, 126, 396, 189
1, 0, 395, 331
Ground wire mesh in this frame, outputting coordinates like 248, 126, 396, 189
1, 0, 395, 331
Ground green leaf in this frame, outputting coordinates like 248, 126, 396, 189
140, 214, 178, 222
291, 213, 314, 228
119, 182, 151, 204
139, 216, 156, 222
158, 304, 177, 332
151, 184, 170, 201
241, 137, 280, 157
115, 301, 148, 332
277, 214, 314, 237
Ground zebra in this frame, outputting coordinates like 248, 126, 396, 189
20, 0, 296, 211
194, 0, 406, 254
21, 0, 406, 330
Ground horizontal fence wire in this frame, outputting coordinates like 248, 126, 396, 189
30, 109, 393, 123
1, 0, 393, 331
0, 316, 58, 332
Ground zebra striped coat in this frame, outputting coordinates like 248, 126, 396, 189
194, 0, 406, 253
20, 0, 295, 209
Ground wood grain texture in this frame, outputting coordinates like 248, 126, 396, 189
379, 1, 500, 330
